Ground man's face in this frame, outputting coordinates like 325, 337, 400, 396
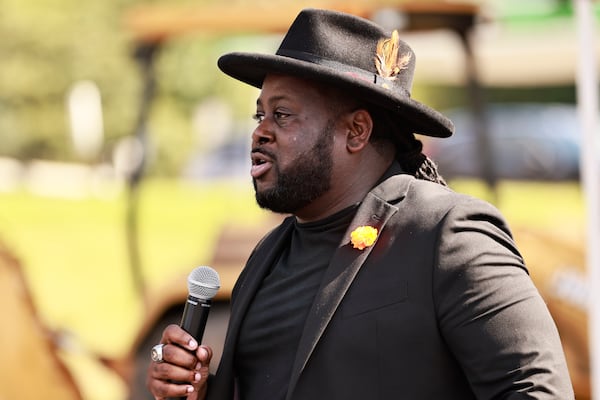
250, 75, 340, 214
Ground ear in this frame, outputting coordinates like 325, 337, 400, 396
345, 109, 373, 154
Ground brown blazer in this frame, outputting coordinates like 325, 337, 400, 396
208, 164, 574, 400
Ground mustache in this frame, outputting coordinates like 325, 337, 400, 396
251, 147, 276, 161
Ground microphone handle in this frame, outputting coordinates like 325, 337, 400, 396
180, 295, 211, 340
170, 295, 212, 400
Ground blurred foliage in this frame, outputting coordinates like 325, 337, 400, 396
496, 0, 600, 24
0, 0, 142, 161
0, 0, 272, 176
0, 0, 138, 159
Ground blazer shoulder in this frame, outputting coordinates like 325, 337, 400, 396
396, 178, 511, 234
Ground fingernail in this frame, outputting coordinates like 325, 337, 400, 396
188, 339, 198, 349
187, 386, 194, 393
194, 372, 201, 382
198, 347, 208, 358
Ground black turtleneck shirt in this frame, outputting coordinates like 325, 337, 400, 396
234, 205, 358, 400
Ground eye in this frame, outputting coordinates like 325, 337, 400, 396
274, 111, 289, 119
252, 112, 265, 123
252, 110, 293, 125
273, 111, 291, 124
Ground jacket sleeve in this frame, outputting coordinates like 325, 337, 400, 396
433, 197, 575, 399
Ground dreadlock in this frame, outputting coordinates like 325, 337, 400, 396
367, 105, 447, 186
322, 85, 447, 186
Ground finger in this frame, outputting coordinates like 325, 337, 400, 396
188, 347, 212, 400
161, 343, 198, 370
147, 378, 195, 399
196, 345, 213, 365
187, 392, 200, 400
190, 361, 210, 400
147, 362, 201, 397
161, 324, 199, 352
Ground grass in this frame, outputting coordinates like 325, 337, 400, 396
0, 179, 269, 349
0, 178, 269, 399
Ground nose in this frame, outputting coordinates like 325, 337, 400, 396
252, 118, 275, 146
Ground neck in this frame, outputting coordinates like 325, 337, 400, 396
294, 151, 393, 223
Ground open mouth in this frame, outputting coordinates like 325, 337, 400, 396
251, 151, 273, 179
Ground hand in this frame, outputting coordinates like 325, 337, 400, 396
146, 324, 213, 400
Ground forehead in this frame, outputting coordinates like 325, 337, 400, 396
258, 74, 333, 105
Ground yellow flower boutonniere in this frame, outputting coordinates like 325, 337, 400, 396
350, 226, 378, 250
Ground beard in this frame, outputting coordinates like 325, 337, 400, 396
253, 121, 335, 214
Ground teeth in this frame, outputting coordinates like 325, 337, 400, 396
251, 151, 270, 166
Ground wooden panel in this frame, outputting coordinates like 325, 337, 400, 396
0, 240, 82, 400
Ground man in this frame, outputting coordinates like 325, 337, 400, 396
147, 8, 574, 400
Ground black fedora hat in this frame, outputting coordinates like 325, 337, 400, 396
217, 8, 453, 138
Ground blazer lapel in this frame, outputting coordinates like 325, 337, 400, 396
286, 171, 411, 398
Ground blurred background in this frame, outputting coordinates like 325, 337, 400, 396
0, 0, 597, 399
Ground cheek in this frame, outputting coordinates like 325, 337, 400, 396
331, 135, 355, 175
332, 133, 349, 157
283, 132, 311, 155
276, 140, 304, 168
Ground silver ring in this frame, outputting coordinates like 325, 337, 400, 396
151, 344, 165, 363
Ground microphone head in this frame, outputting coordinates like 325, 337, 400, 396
187, 266, 220, 300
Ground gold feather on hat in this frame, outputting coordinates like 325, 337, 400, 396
374, 30, 411, 80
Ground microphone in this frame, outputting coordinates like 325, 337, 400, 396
180, 265, 221, 343
171, 266, 220, 400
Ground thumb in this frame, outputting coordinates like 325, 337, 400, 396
196, 345, 213, 366
186, 392, 200, 400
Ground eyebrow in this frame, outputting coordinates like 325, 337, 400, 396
256, 94, 291, 108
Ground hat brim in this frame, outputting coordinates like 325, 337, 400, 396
218, 52, 454, 138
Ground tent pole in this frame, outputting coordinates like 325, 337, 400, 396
574, 1, 600, 398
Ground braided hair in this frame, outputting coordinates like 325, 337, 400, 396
322, 84, 447, 186
367, 105, 447, 186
